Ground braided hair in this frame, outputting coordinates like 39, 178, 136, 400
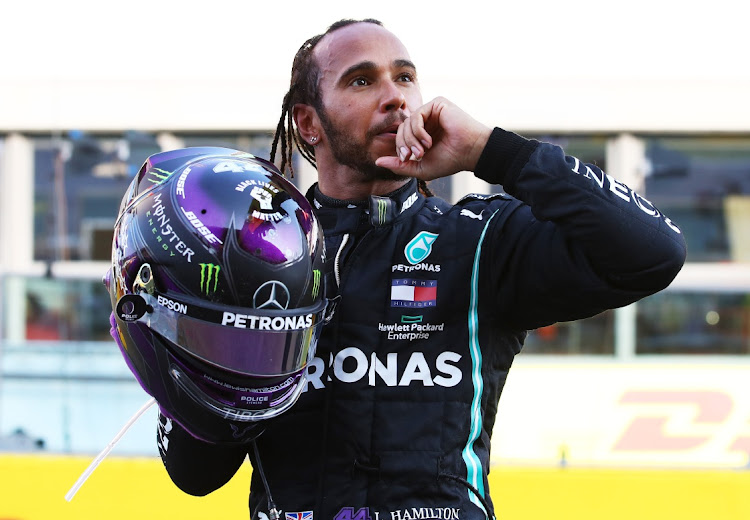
270, 18, 434, 198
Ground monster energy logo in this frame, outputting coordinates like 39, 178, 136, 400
147, 167, 174, 184
311, 269, 321, 299
377, 199, 388, 225
199, 263, 221, 295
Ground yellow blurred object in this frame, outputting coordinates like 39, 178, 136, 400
0, 454, 249, 520
725, 195, 750, 262
1, 454, 750, 520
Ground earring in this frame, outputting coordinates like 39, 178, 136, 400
310, 136, 318, 143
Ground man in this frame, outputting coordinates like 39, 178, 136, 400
255, 18, 687, 520
166, 19, 685, 520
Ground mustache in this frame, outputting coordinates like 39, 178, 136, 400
367, 113, 408, 139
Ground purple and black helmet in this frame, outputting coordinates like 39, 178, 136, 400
105, 147, 327, 443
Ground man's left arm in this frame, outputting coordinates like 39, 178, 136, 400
478, 127, 687, 293
378, 98, 687, 329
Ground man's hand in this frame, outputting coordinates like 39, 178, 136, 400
375, 97, 492, 180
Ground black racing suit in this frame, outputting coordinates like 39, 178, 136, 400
161, 129, 686, 520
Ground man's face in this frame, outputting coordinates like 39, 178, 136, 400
312, 23, 423, 180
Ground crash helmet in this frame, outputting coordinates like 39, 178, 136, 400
104, 147, 327, 443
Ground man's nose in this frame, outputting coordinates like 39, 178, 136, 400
379, 82, 407, 113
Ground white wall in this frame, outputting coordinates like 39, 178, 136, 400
2, 0, 748, 133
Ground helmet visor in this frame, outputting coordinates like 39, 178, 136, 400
138, 292, 325, 377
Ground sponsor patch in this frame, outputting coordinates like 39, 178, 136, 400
199, 263, 221, 295
146, 167, 175, 185
175, 166, 191, 198
391, 507, 461, 520
378, 317, 445, 341
400, 191, 418, 213
333, 508, 367, 520
392, 263, 441, 273
253, 280, 290, 310
569, 157, 682, 234
182, 208, 223, 244
286, 512, 313, 520
404, 231, 438, 264
221, 312, 312, 330
157, 294, 188, 314
391, 279, 437, 308
147, 193, 195, 262
304, 348, 463, 390
460, 208, 484, 220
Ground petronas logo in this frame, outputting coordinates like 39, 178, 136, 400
404, 231, 439, 264
311, 269, 321, 299
147, 167, 174, 184
199, 263, 221, 295
377, 199, 388, 225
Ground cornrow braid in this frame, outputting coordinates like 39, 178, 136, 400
418, 179, 434, 198
270, 18, 383, 177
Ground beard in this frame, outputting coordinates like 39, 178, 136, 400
317, 106, 403, 182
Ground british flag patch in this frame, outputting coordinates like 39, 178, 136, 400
285, 512, 313, 520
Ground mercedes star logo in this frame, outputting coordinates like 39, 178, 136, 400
253, 281, 291, 310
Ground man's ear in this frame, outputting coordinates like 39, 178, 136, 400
293, 104, 321, 145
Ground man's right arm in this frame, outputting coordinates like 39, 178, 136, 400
157, 411, 247, 496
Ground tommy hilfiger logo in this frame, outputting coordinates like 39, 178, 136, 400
391, 279, 437, 308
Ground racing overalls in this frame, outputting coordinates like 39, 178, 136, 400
243, 128, 686, 520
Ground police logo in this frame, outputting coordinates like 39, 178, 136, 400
253, 281, 291, 310
115, 294, 148, 322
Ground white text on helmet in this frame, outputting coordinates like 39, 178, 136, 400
235, 179, 280, 195
221, 312, 313, 330
181, 208, 223, 244
175, 167, 191, 198
213, 161, 265, 174
157, 295, 188, 314
149, 193, 195, 262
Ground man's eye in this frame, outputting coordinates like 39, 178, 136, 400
351, 78, 369, 87
397, 73, 414, 82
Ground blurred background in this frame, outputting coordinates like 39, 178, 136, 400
1, 0, 749, 518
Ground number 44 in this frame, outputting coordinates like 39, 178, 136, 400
213, 161, 261, 173
335, 507, 375, 520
